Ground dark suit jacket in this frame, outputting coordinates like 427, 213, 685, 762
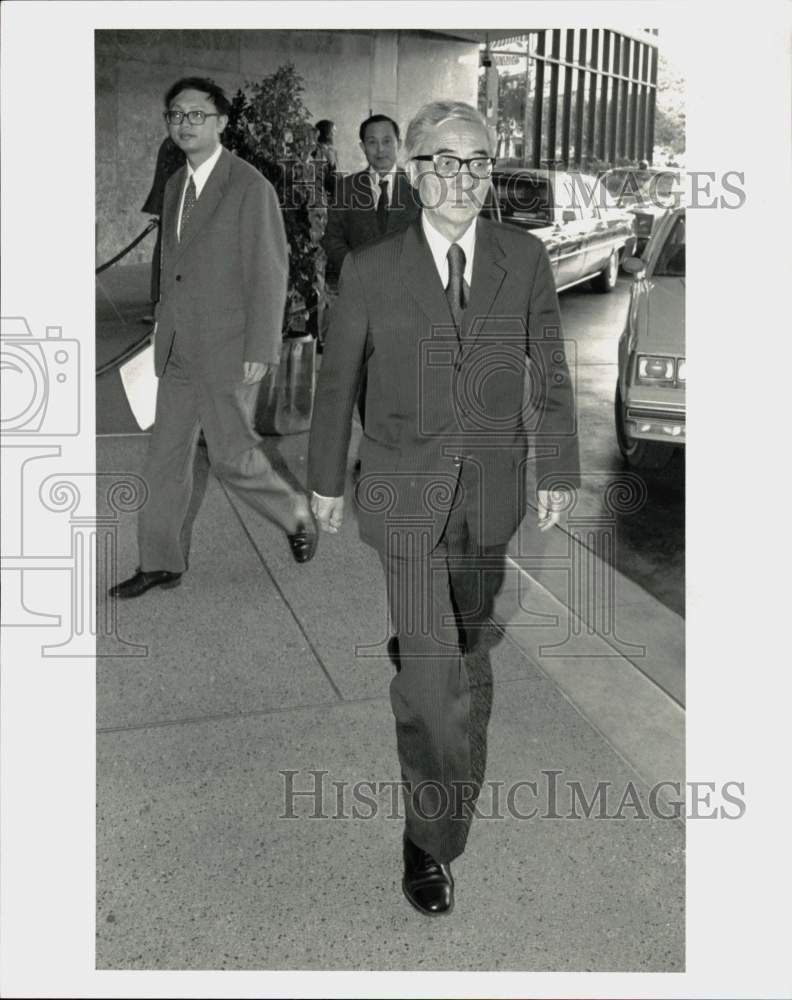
141, 137, 186, 216
321, 169, 421, 277
308, 215, 580, 553
154, 147, 289, 382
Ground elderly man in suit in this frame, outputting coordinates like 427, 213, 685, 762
111, 77, 316, 600
308, 101, 579, 915
322, 113, 421, 280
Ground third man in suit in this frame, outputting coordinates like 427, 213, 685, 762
322, 113, 421, 280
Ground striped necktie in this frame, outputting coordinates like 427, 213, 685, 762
445, 243, 469, 334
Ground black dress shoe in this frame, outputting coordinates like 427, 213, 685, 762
287, 513, 318, 564
108, 569, 182, 599
402, 835, 454, 916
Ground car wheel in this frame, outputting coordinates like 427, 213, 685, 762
614, 383, 674, 470
593, 249, 619, 293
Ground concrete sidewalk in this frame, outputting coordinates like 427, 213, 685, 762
96, 431, 684, 972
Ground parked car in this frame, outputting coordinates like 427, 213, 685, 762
615, 206, 685, 469
602, 166, 683, 256
489, 166, 636, 294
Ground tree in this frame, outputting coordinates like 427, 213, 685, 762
223, 64, 327, 336
655, 52, 685, 156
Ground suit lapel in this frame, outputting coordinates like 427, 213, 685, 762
173, 147, 231, 261
389, 171, 414, 220
160, 163, 184, 271
460, 218, 508, 351
400, 218, 457, 336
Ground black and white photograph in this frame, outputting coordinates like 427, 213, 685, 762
1, 2, 791, 998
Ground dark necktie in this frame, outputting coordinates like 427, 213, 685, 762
179, 176, 197, 241
445, 243, 469, 334
376, 177, 389, 234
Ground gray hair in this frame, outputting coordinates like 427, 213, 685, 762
404, 100, 494, 159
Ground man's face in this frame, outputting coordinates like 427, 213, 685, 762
167, 88, 227, 161
410, 118, 493, 230
360, 121, 399, 175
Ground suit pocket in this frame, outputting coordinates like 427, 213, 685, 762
358, 433, 401, 472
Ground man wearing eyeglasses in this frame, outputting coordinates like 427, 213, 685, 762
308, 101, 579, 916
111, 77, 317, 601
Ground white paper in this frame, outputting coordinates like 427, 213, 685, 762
119, 340, 157, 430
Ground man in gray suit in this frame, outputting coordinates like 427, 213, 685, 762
309, 101, 579, 915
111, 77, 317, 600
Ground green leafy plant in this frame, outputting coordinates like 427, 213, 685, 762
223, 64, 327, 337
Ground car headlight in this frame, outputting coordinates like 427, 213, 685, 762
637, 355, 675, 384
676, 358, 686, 382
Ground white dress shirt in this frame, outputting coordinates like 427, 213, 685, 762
177, 143, 223, 239
421, 212, 476, 287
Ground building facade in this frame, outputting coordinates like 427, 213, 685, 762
95, 29, 479, 265
476, 29, 659, 170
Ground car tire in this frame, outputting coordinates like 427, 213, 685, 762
592, 249, 619, 293
614, 383, 674, 470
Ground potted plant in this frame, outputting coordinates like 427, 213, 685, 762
223, 64, 327, 434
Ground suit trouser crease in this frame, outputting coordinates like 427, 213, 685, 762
380, 467, 507, 864
139, 344, 301, 573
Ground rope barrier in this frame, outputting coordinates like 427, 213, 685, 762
96, 332, 153, 378
95, 219, 159, 275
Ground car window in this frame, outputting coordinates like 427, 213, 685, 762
493, 175, 553, 224
654, 214, 686, 276
593, 180, 621, 212
568, 175, 601, 219
604, 169, 680, 207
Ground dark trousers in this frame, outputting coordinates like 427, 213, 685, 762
149, 223, 162, 304
379, 464, 507, 863
138, 341, 303, 573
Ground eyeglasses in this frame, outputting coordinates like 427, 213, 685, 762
164, 110, 220, 126
411, 154, 496, 179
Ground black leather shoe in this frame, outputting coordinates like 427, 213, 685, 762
402, 835, 454, 916
108, 569, 182, 599
287, 513, 318, 564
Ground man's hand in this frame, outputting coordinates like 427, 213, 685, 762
242, 361, 270, 384
311, 493, 345, 534
537, 487, 573, 532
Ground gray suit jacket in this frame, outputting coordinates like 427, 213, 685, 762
155, 147, 289, 382
308, 215, 580, 552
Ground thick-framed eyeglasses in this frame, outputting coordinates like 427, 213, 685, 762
411, 153, 496, 179
164, 110, 220, 126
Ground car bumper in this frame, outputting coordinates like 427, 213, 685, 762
623, 388, 686, 445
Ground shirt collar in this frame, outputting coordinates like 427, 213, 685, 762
368, 165, 397, 186
421, 212, 477, 284
186, 144, 223, 197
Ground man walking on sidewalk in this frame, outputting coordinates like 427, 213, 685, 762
308, 100, 579, 915
111, 77, 317, 600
